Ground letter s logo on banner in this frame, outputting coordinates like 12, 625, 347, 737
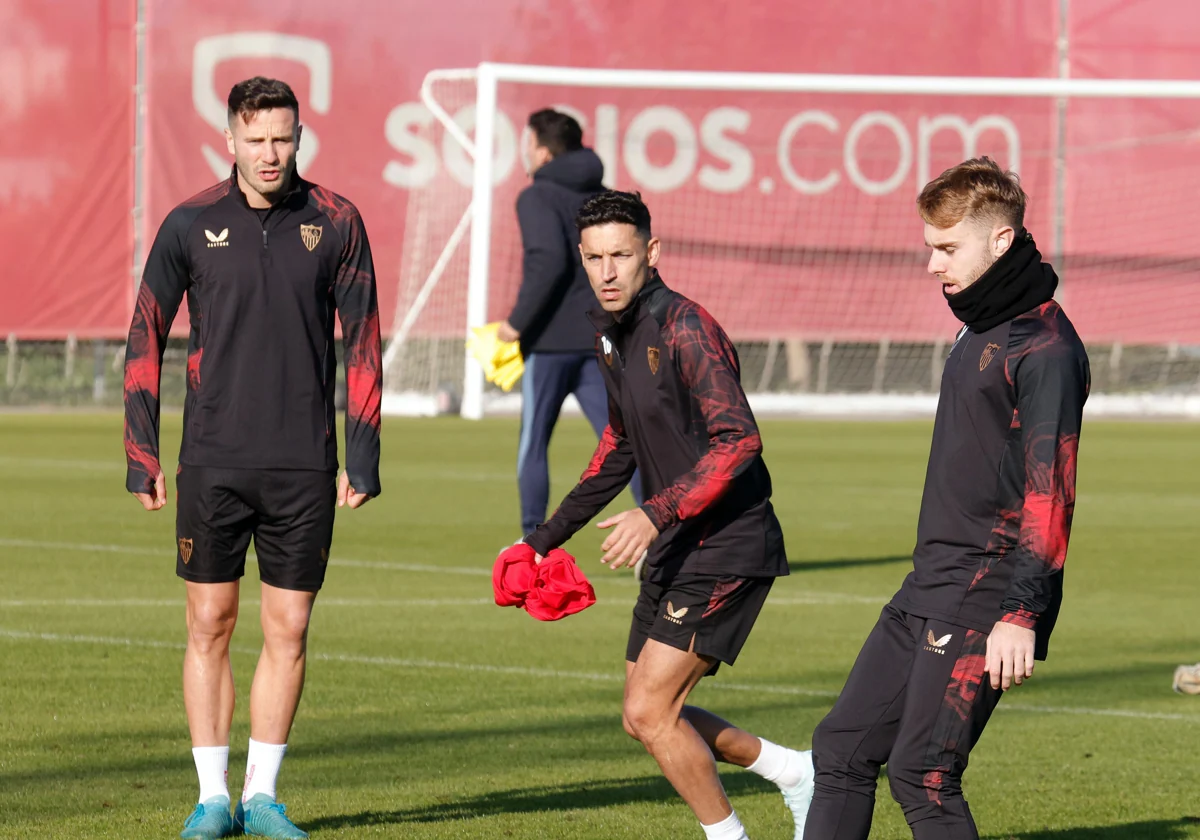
192, 33, 332, 180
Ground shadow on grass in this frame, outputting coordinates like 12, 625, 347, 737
788, 555, 911, 573
304, 773, 775, 831
0, 698, 830, 790
989, 818, 1200, 839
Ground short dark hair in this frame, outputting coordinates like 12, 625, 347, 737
528, 109, 583, 158
227, 76, 299, 124
576, 190, 652, 239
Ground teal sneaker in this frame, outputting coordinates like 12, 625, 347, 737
781, 749, 815, 840
180, 795, 235, 839
235, 794, 308, 839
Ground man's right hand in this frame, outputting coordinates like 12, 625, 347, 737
133, 471, 167, 511
497, 320, 520, 343
337, 470, 374, 509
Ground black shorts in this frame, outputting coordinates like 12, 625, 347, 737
626, 573, 774, 676
175, 466, 336, 592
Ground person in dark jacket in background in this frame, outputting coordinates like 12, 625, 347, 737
497, 109, 640, 537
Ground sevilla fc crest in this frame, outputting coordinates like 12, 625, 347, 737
979, 342, 1001, 372
647, 346, 660, 375
300, 224, 323, 252
178, 538, 194, 565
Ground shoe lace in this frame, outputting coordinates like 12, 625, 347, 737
183, 804, 207, 827
262, 801, 289, 820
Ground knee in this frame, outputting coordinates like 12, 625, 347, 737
622, 692, 672, 746
262, 605, 312, 651
885, 757, 921, 805
621, 712, 640, 742
811, 717, 843, 771
811, 718, 879, 786
188, 599, 237, 652
887, 755, 956, 813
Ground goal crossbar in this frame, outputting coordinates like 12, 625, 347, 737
437, 63, 1200, 98
382, 64, 1200, 419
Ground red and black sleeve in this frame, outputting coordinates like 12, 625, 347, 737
641, 300, 763, 532
330, 201, 383, 497
525, 390, 636, 555
123, 212, 190, 493
999, 326, 1090, 628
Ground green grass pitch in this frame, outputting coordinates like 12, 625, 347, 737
0, 413, 1197, 839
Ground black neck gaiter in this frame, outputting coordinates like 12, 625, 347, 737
945, 230, 1058, 333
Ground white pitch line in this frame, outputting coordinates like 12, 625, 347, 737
0, 599, 181, 608
0, 455, 123, 473
2, 627, 1197, 723
0, 628, 185, 651
320, 598, 495, 607
0, 537, 891, 603
0, 595, 881, 609
0, 455, 521, 484
0, 538, 493, 577
768, 594, 887, 606
0, 627, 834, 698
992, 703, 1200, 722
0, 598, 494, 608
330, 558, 492, 577
0, 538, 162, 556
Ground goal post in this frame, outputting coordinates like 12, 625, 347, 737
381, 63, 1200, 419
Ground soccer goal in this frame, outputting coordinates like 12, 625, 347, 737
381, 63, 1200, 419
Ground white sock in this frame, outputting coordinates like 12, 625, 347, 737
701, 810, 749, 840
242, 739, 287, 802
192, 745, 230, 803
746, 738, 811, 790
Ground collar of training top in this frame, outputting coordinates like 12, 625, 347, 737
587, 269, 669, 331
228, 166, 307, 210
944, 229, 1059, 333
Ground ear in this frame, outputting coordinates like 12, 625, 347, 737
646, 236, 661, 267
224, 125, 235, 156
992, 224, 1015, 258
296, 123, 303, 150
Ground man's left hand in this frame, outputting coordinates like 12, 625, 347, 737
984, 621, 1036, 690
497, 321, 520, 343
337, 470, 373, 509
597, 508, 659, 570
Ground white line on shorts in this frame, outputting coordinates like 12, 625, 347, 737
2, 626, 1196, 723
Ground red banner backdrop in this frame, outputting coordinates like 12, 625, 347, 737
140, 0, 1059, 345
4, 0, 1200, 345
0, 0, 135, 338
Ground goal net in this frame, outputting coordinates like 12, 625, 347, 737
381, 64, 1200, 419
